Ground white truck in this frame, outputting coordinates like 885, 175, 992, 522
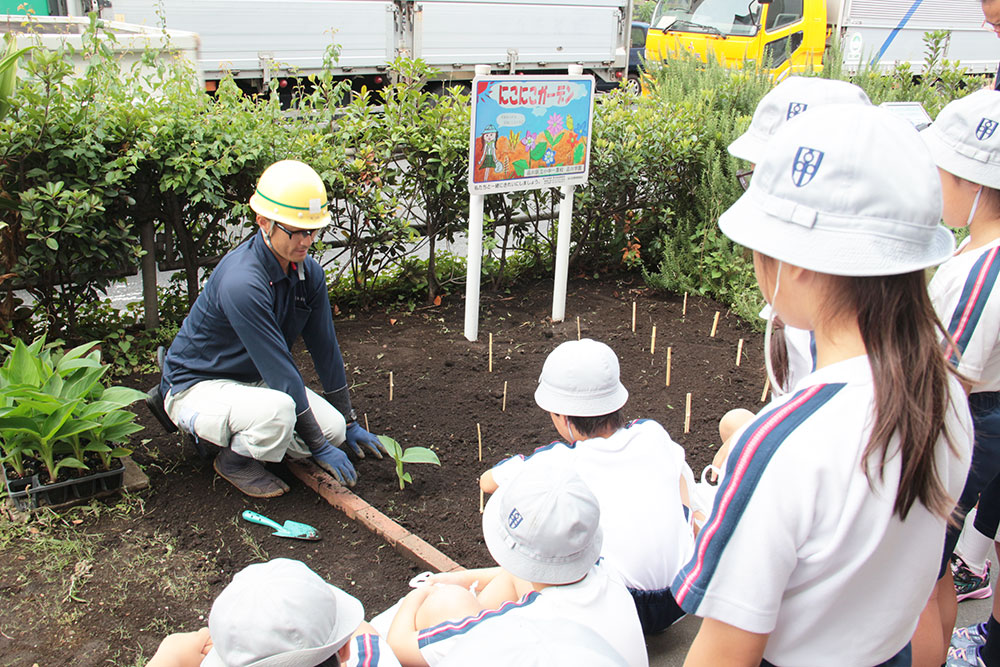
67, 0, 632, 92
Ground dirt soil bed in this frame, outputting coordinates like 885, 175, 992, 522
0, 276, 765, 666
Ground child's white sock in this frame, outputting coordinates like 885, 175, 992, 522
956, 508, 993, 575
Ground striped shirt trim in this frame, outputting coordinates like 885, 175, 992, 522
417, 591, 540, 646
945, 245, 1000, 364
354, 634, 379, 667
672, 383, 846, 611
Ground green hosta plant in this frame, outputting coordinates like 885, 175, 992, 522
0, 336, 145, 483
376, 435, 441, 489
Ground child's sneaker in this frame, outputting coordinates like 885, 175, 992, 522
953, 622, 990, 651
948, 644, 980, 667
954, 557, 993, 602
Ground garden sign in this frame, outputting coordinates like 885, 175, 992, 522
464, 69, 596, 341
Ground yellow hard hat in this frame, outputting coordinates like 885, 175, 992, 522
249, 160, 331, 229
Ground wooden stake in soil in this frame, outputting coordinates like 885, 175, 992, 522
577, 316, 581, 341
650, 325, 657, 356
364, 413, 370, 432
631, 301, 636, 333
665, 347, 672, 387
682, 292, 688, 317
488, 333, 493, 373
684, 392, 692, 434
710, 311, 720, 338
477, 422, 483, 462
502, 381, 508, 412
736, 338, 744, 367
389, 371, 394, 401
761, 376, 771, 403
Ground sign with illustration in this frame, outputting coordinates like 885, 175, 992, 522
468, 75, 596, 195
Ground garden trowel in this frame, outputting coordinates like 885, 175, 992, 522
241, 510, 320, 541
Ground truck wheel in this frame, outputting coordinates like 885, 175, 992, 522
625, 75, 641, 95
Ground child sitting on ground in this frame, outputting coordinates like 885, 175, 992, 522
478, 338, 694, 634
386, 464, 646, 667
147, 558, 399, 667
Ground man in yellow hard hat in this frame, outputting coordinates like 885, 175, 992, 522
158, 160, 384, 498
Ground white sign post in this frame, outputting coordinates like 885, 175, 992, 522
464, 68, 595, 340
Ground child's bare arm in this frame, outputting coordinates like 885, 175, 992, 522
480, 469, 499, 493
387, 587, 435, 667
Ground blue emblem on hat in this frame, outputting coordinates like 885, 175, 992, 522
787, 102, 808, 120
508, 508, 523, 529
791, 147, 824, 187
976, 118, 998, 141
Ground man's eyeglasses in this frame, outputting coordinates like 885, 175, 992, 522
736, 168, 754, 191
272, 220, 320, 241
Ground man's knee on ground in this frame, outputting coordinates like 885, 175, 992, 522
414, 585, 483, 631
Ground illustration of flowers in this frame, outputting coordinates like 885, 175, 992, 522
543, 149, 556, 166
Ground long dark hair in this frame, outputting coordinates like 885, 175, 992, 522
826, 271, 961, 520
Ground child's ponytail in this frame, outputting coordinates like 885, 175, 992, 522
837, 271, 961, 520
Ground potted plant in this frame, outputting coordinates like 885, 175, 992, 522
0, 336, 146, 510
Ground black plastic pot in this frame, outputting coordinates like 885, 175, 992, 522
2, 460, 125, 511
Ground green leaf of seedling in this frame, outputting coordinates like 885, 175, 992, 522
109, 447, 132, 458
402, 472, 412, 483
400, 447, 441, 465
377, 435, 403, 460
53, 456, 89, 476
3, 339, 42, 386
98, 386, 147, 407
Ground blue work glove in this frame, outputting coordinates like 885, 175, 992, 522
344, 422, 386, 460
310, 440, 358, 487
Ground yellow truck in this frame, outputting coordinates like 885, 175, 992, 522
644, 0, 998, 79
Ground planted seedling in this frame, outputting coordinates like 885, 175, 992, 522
377, 435, 441, 489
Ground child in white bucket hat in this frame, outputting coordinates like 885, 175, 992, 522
147, 558, 399, 667
386, 464, 647, 667
731, 76, 872, 398
672, 104, 972, 667
478, 338, 694, 635
697, 77, 877, 526
919, 88, 1000, 667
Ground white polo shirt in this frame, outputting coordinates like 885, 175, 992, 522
491, 419, 693, 592
929, 237, 1000, 392
671, 355, 972, 667
417, 562, 648, 667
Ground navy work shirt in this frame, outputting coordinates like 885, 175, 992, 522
161, 231, 347, 414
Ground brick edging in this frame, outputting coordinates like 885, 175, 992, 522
287, 459, 464, 573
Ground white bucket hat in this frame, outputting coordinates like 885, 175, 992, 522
482, 464, 603, 585
202, 558, 364, 667
534, 339, 628, 416
921, 89, 1000, 190
720, 104, 954, 276
728, 76, 872, 163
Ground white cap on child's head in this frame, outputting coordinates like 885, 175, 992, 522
720, 104, 954, 276
728, 76, 872, 163
534, 338, 628, 417
921, 88, 1000, 190
482, 464, 602, 585
202, 558, 364, 667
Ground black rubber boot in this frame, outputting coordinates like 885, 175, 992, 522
213, 447, 290, 499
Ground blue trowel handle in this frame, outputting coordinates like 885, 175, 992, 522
242, 510, 282, 531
